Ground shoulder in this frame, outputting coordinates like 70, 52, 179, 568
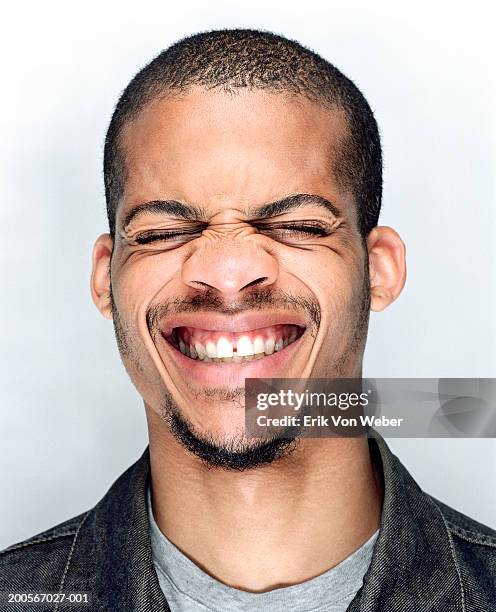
0, 511, 89, 591
0, 448, 150, 595
429, 495, 496, 549
428, 495, 496, 603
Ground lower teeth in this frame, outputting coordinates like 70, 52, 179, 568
201, 353, 265, 363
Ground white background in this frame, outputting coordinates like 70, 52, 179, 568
0, 0, 495, 549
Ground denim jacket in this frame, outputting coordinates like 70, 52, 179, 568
1, 434, 495, 611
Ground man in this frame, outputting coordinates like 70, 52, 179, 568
1, 28, 495, 612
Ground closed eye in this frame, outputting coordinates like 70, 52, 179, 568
254, 222, 334, 241
131, 221, 335, 246
133, 227, 206, 245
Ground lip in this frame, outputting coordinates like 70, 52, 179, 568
162, 334, 305, 386
158, 319, 308, 386
160, 310, 308, 338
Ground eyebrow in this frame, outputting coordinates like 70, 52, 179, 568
122, 200, 206, 230
121, 193, 341, 230
249, 193, 341, 220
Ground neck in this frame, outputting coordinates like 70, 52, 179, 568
146, 407, 383, 592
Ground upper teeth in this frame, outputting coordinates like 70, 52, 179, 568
217, 337, 234, 358
177, 333, 298, 361
194, 342, 206, 360
206, 341, 217, 358
237, 336, 255, 357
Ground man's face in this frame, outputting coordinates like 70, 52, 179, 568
100, 87, 370, 454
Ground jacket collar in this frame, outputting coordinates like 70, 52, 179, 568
63, 448, 168, 611
63, 434, 464, 611
347, 432, 464, 611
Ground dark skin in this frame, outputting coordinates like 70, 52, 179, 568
91, 87, 406, 591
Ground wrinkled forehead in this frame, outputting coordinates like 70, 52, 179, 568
117, 86, 352, 224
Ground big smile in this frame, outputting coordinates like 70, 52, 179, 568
164, 323, 306, 363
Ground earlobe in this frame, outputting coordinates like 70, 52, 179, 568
366, 226, 406, 312
90, 233, 114, 320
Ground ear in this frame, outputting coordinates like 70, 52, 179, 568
366, 226, 406, 312
90, 233, 114, 320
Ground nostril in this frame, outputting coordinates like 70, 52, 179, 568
241, 277, 269, 291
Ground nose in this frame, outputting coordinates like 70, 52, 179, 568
181, 238, 279, 298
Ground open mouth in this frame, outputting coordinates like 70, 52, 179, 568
165, 324, 306, 363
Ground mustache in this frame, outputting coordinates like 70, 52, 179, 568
146, 288, 320, 338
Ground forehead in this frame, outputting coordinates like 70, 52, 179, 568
118, 86, 349, 220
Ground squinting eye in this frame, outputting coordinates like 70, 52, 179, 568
134, 230, 203, 245
257, 223, 332, 241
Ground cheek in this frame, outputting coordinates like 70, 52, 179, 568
108, 257, 180, 410
281, 244, 364, 316
114, 250, 183, 312
110, 252, 183, 378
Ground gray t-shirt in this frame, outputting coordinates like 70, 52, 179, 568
148, 487, 378, 612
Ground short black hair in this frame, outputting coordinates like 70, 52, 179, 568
104, 28, 382, 238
